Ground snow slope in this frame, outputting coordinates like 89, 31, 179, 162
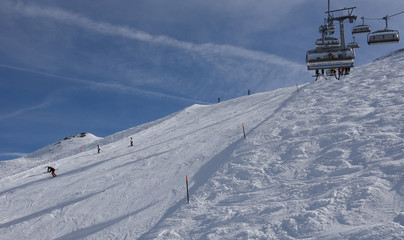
1, 50, 404, 239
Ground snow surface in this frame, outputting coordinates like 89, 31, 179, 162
1, 50, 404, 239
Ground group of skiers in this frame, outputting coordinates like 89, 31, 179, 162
46, 137, 134, 178
44, 90, 252, 178
45, 89, 254, 178
96, 137, 133, 154
218, 89, 252, 103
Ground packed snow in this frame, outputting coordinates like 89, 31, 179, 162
1, 50, 404, 239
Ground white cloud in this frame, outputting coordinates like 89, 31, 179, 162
0, 0, 312, 103
0, 152, 26, 157
2, 0, 304, 69
0, 63, 209, 108
0, 95, 54, 121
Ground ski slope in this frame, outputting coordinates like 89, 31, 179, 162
1, 49, 404, 239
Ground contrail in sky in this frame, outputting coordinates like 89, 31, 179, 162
2, 0, 304, 69
0, 0, 306, 121
0, 94, 53, 121
0, 152, 26, 157
0, 63, 209, 107
0, 61, 208, 121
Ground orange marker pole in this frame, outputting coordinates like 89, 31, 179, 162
186, 175, 189, 203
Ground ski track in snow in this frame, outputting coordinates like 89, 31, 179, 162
1, 50, 404, 239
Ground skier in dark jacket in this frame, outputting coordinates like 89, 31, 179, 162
47, 166, 56, 177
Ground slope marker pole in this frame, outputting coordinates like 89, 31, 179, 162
242, 123, 246, 139
186, 175, 190, 203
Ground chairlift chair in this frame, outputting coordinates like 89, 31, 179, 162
319, 23, 336, 35
367, 29, 400, 45
315, 37, 341, 48
368, 16, 400, 45
326, 24, 336, 34
347, 36, 360, 49
352, 17, 371, 34
347, 41, 360, 49
306, 47, 355, 71
352, 25, 371, 34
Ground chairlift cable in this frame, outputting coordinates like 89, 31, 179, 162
363, 10, 404, 21
363, 17, 384, 21
389, 10, 404, 18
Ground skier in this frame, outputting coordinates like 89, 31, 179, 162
218, 97, 221, 103
97, 144, 101, 153
248, 89, 251, 95
130, 137, 133, 147
47, 166, 56, 177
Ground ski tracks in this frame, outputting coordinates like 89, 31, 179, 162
138, 86, 300, 238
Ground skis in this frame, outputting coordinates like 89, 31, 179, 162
314, 73, 328, 81
42, 173, 57, 178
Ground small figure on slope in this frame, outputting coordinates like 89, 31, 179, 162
47, 166, 56, 177
130, 137, 133, 147
97, 144, 101, 154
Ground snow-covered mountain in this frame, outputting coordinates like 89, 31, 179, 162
1, 50, 404, 239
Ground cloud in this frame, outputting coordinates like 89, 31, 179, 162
1, 0, 304, 69
1, 0, 310, 101
0, 94, 54, 121
1, 0, 310, 103
0, 152, 26, 158
0, 63, 209, 106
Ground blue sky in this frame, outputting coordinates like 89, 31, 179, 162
1, 0, 403, 160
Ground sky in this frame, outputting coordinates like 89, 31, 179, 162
1, 0, 404, 160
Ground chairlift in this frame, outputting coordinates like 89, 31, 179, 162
347, 37, 360, 49
307, 1, 357, 80
367, 17, 400, 45
352, 17, 371, 34
347, 41, 360, 49
306, 47, 355, 71
315, 37, 341, 48
368, 29, 400, 45
326, 24, 336, 35
319, 25, 336, 36
352, 25, 371, 34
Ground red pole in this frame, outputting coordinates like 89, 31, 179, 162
186, 175, 189, 203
